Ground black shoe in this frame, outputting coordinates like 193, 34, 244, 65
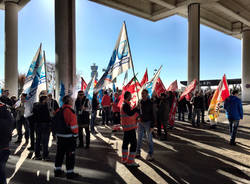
54, 170, 65, 177
229, 142, 236, 146
25, 139, 29, 144
85, 145, 89, 149
34, 156, 42, 160
43, 156, 51, 161
66, 172, 80, 179
28, 146, 34, 151
15, 139, 22, 144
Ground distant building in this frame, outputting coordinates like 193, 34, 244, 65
91, 63, 98, 80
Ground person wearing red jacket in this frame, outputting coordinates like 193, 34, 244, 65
112, 93, 120, 125
54, 95, 79, 179
101, 91, 111, 125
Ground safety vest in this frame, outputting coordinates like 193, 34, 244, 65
120, 102, 138, 131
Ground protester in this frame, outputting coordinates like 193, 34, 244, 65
33, 95, 51, 160
90, 93, 99, 134
121, 91, 140, 167
15, 93, 30, 144
0, 103, 14, 184
191, 91, 203, 127
224, 90, 243, 146
75, 91, 91, 148
200, 91, 206, 123
54, 95, 79, 179
178, 97, 187, 122
152, 92, 160, 138
112, 92, 120, 125
0, 89, 13, 107
186, 93, 193, 121
101, 91, 111, 125
48, 93, 59, 138
136, 89, 155, 161
157, 93, 170, 140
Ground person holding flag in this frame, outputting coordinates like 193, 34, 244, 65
224, 90, 243, 146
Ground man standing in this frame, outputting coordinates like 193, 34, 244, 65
121, 91, 139, 167
191, 91, 203, 127
0, 103, 14, 184
224, 90, 243, 146
136, 89, 155, 161
101, 91, 111, 125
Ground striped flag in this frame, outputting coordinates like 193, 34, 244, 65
208, 74, 229, 122
167, 80, 178, 92
140, 69, 148, 86
179, 79, 197, 101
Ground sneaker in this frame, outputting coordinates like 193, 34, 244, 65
127, 162, 140, 167
66, 172, 80, 179
146, 154, 153, 161
54, 170, 65, 177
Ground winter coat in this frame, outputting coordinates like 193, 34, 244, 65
158, 98, 170, 122
224, 96, 243, 121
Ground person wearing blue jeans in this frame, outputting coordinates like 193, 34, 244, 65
224, 89, 243, 146
136, 89, 155, 161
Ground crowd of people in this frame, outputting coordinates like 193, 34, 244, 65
0, 86, 243, 183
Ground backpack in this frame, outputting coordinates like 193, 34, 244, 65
53, 107, 74, 135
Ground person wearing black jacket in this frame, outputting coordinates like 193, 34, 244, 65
178, 97, 187, 121
136, 89, 155, 161
33, 95, 51, 160
191, 91, 204, 127
75, 91, 91, 148
90, 93, 99, 134
0, 103, 14, 184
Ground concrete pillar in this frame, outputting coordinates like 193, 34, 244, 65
5, 1, 18, 97
187, 3, 200, 85
242, 28, 250, 102
55, 0, 76, 99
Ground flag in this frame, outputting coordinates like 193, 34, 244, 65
95, 22, 132, 91
208, 74, 229, 122
24, 48, 44, 117
140, 66, 162, 98
118, 76, 141, 108
81, 77, 87, 91
94, 79, 98, 87
36, 55, 47, 101
140, 69, 148, 86
179, 79, 197, 101
122, 71, 128, 86
59, 81, 65, 107
45, 62, 55, 94
155, 77, 166, 97
169, 93, 178, 127
85, 73, 97, 100
23, 44, 43, 94
167, 80, 178, 92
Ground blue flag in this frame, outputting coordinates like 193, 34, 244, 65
59, 81, 65, 107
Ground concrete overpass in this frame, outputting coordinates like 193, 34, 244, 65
89, 0, 250, 101
1, 0, 250, 101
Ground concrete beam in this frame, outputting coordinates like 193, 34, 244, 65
0, 0, 30, 10
149, 0, 175, 9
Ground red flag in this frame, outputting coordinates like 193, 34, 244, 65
221, 74, 230, 101
118, 77, 141, 108
167, 80, 178, 92
140, 69, 148, 86
155, 77, 166, 97
179, 79, 197, 101
94, 79, 98, 87
169, 94, 178, 126
81, 77, 87, 91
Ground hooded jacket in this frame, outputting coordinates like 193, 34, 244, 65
224, 95, 243, 121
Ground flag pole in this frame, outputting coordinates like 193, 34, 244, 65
43, 50, 49, 93
123, 21, 141, 110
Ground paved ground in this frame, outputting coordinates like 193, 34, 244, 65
6, 105, 250, 184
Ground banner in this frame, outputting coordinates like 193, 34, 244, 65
208, 74, 229, 122
24, 49, 44, 117
140, 69, 148, 86
59, 81, 65, 107
155, 77, 166, 97
23, 44, 43, 94
81, 77, 87, 91
36, 57, 47, 101
179, 79, 197, 101
118, 76, 141, 108
122, 71, 128, 86
45, 62, 55, 94
140, 66, 162, 98
169, 94, 178, 127
95, 22, 132, 91
167, 80, 178, 92
85, 73, 97, 100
